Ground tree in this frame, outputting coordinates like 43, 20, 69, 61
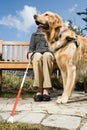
67, 20, 82, 35
77, 8, 87, 33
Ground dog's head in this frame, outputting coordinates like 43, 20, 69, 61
34, 11, 63, 41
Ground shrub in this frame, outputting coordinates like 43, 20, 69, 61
2, 71, 33, 92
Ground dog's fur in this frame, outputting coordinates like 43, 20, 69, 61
34, 11, 87, 103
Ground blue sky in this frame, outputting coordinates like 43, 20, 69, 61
0, 0, 87, 41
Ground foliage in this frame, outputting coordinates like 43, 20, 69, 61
2, 71, 33, 92
77, 8, 87, 32
1, 70, 63, 98
66, 8, 87, 35
51, 70, 63, 90
67, 20, 83, 35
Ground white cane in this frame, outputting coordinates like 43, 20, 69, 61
7, 57, 31, 123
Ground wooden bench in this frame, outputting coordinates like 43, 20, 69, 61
0, 40, 58, 92
0, 40, 33, 91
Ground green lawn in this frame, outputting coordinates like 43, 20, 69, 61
0, 122, 40, 130
0, 122, 61, 130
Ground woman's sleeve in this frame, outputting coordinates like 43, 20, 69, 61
29, 34, 36, 53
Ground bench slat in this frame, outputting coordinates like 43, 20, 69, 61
24, 46, 28, 61
2, 41, 29, 46
0, 61, 33, 69
20, 46, 23, 61
10, 46, 12, 61
0, 40, 3, 55
4, 46, 8, 61
14, 46, 18, 61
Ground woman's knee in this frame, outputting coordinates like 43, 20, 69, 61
33, 53, 42, 61
43, 52, 54, 61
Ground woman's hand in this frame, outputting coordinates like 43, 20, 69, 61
27, 52, 33, 59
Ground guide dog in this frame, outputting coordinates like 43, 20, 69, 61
34, 11, 87, 103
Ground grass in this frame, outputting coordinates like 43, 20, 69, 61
0, 122, 40, 130
0, 91, 35, 98
0, 84, 35, 99
0, 122, 62, 130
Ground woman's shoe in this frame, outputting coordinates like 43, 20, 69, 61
34, 95, 43, 102
43, 94, 51, 101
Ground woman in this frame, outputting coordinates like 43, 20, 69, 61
27, 29, 55, 101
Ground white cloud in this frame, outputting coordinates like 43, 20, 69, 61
69, 4, 78, 13
0, 5, 37, 32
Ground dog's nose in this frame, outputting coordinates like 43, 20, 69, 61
34, 14, 37, 19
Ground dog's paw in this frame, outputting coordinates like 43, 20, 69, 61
61, 96, 68, 103
56, 96, 62, 104
56, 96, 68, 104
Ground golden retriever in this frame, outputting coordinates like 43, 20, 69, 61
34, 11, 87, 103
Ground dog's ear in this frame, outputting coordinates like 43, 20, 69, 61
50, 29, 55, 40
50, 14, 63, 40
54, 14, 63, 28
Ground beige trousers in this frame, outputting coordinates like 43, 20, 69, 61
31, 52, 54, 89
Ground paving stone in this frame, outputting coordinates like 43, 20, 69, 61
14, 111, 46, 124
80, 123, 87, 130
0, 112, 10, 121
42, 114, 81, 130
0, 115, 3, 121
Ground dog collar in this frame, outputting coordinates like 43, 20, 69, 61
50, 27, 66, 44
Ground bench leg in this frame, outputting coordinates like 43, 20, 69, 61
0, 70, 2, 93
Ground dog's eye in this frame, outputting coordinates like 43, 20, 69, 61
45, 13, 48, 16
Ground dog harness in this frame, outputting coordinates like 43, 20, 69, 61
50, 28, 79, 53
54, 37, 79, 53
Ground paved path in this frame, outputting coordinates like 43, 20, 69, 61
0, 92, 87, 130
